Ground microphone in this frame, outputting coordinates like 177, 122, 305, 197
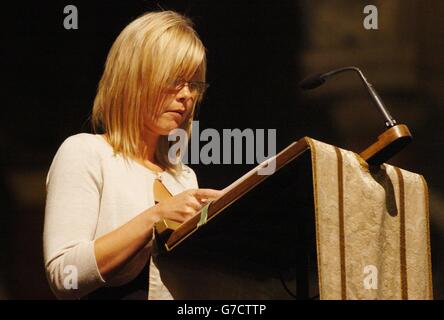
299, 66, 397, 128
299, 73, 326, 90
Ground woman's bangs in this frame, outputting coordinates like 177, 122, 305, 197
169, 32, 206, 81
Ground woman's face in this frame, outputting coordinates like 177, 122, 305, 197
144, 82, 197, 136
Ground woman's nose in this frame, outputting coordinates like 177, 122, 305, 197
176, 84, 192, 103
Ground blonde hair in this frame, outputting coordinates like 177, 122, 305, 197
92, 11, 206, 175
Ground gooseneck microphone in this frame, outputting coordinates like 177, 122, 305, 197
299, 66, 397, 128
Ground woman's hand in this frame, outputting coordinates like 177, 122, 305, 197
94, 188, 223, 280
148, 188, 224, 224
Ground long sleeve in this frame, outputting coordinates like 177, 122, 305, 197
43, 134, 106, 299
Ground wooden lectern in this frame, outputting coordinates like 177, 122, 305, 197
154, 138, 317, 299
153, 124, 432, 300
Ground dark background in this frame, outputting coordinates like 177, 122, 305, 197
1, 0, 443, 299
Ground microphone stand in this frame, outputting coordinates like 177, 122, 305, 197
300, 66, 413, 166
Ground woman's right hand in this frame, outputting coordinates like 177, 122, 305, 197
147, 188, 224, 224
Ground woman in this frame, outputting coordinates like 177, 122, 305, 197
43, 11, 222, 300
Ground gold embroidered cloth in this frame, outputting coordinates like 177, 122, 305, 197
306, 137, 432, 300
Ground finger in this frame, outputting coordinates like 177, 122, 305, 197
186, 197, 203, 210
182, 208, 198, 221
192, 188, 224, 201
171, 208, 195, 223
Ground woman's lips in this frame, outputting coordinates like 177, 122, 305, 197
167, 109, 185, 115
166, 110, 185, 119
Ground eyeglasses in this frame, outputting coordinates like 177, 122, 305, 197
165, 78, 210, 96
